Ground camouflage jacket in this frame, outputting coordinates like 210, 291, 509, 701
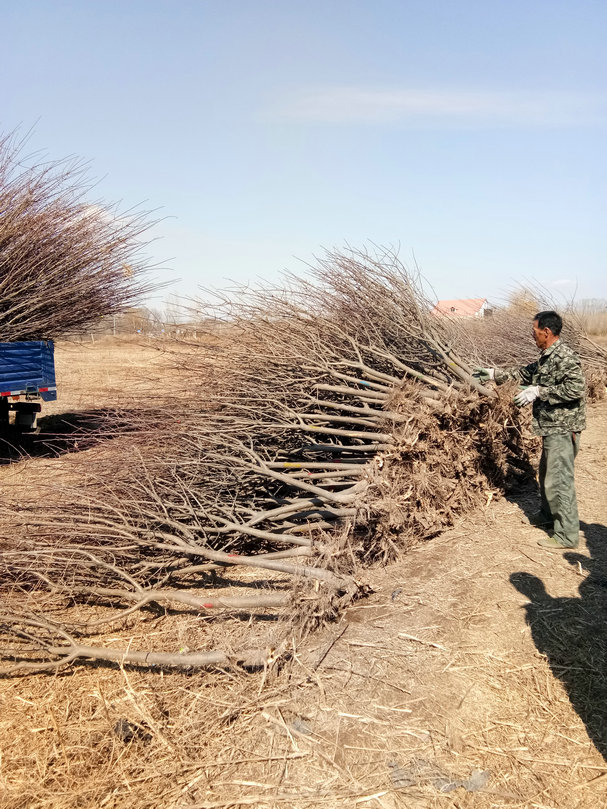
494, 339, 586, 436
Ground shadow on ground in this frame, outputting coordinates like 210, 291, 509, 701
0, 409, 135, 463
511, 520, 607, 760
505, 476, 540, 521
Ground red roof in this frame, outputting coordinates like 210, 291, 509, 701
431, 298, 487, 317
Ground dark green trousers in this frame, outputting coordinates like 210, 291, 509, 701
539, 432, 581, 547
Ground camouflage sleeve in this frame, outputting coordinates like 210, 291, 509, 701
494, 360, 538, 386
538, 352, 586, 405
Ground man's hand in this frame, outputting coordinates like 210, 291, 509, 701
514, 386, 541, 407
472, 367, 495, 382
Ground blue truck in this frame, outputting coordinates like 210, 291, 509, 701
0, 341, 57, 432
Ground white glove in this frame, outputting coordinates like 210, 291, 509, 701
472, 367, 495, 382
514, 386, 540, 407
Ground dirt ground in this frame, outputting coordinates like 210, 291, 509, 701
184, 401, 606, 809
0, 340, 605, 808
259, 402, 607, 809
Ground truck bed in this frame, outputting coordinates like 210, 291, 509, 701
0, 341, 57, 401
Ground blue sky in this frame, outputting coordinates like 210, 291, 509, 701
3, 0, 606, 306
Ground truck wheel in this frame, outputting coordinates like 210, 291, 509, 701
13, 403, 41, 433
0, 397, 9, 428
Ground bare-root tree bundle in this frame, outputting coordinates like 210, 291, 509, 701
0, 246, 541, 674
178, 247, 537, 554
0, 132, 157, 340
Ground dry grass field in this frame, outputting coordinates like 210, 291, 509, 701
575, 312, 607, 339
0, 337, 605, 809
0, 337, 178, 491
48, 337, 190, 411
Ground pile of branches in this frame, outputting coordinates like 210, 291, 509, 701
0, 132, 157, 340
176, 247, 535, 557
0, 247, 542, 674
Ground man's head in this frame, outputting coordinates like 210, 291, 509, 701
532, 310, 562, 350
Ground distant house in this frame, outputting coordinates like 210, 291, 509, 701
431, 298, 489, 318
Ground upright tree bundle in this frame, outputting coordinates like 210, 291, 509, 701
0, 132, 157, 340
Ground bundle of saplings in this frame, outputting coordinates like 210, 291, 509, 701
0, 132, 156, 341
0, 247, 584, 673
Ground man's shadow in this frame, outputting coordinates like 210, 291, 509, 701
510, 521, 607, 758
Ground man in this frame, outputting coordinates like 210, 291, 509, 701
474, 310, 586, 550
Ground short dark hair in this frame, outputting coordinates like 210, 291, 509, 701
534, 310, 562, 336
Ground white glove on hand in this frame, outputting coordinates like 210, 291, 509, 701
472, 367, 495, 382
514, 386, 540, 407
